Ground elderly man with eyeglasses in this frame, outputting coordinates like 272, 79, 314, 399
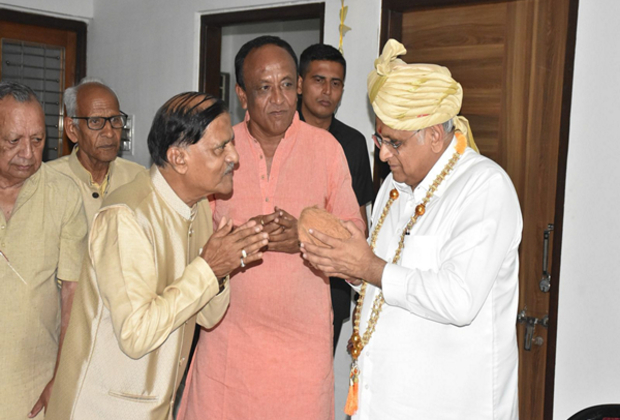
48, 78, 145, 226
301, 40, 522, 420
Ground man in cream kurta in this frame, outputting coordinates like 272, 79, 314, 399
0, 83, 88, 420
302, 40, 522, 420
48, 79, 144, 225
47, 92, 269, 420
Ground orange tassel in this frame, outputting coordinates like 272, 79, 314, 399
344, 381, 359, 416
455, 132, 468, 155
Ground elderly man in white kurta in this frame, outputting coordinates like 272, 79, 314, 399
301, 39, 522, 420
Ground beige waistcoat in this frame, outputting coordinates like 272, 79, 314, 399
46, 166, 229, 420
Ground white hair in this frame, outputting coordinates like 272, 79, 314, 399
442, 118, 454, 134
64, 77, 119, 118
414, 119, 455, 145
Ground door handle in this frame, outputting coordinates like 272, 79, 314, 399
539, 224, 554, 292
518, 309, 548, 351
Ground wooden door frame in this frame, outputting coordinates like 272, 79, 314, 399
379, 1, 580, 419
0, 9, 87, 83
198, 3, 325, 96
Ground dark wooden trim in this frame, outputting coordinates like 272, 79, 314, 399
201, 3, 324, 26
0, 9, 87, 83
543, 1, 580, 419
318, 7, 325, 44
380, 6, 402, 53
201, 25, 222, 96
383, 0, 515, 11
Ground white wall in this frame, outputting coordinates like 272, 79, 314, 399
220, 19, 321, 124
0, 0, 92, 20
553, 1, 620, 418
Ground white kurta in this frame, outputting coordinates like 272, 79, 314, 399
354, 136, 522, 420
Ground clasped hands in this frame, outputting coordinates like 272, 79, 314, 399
249, 206, 299, 254
199, 206, 300, 277
200, 217, 268, 277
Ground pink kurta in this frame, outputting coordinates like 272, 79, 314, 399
179, 113, 364, 420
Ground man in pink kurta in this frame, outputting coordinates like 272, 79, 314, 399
179, 36, 363, 420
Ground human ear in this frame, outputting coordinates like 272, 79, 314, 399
166, 146, 189, 175
235, 84, 248, 110
297, 75, 303, 95
429, 125, 445, 153
64, 116, 80, 144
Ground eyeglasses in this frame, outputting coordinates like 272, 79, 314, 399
71, 111, 128, 130
372, 129, 421, 152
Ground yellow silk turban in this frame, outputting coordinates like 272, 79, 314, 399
368, 39, 478, 152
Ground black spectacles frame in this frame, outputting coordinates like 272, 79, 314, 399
71, 111, 128, 130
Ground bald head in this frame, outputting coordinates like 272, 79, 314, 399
64, 79, 119, 118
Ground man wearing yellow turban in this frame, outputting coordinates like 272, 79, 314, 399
301, 39, 522, 420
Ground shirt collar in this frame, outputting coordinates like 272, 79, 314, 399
150, 165, 195, 221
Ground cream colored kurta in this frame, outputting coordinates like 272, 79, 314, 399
47, 146, 145, 226
0, 163, 88, 420
46, 166, 229, 420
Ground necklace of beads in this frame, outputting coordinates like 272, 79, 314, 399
344, 132, 467, 416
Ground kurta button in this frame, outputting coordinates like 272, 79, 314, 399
259, 155, 263, 160
261, 175, 265, 180
92, 192, 99, 198
265, 198, 269, 202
